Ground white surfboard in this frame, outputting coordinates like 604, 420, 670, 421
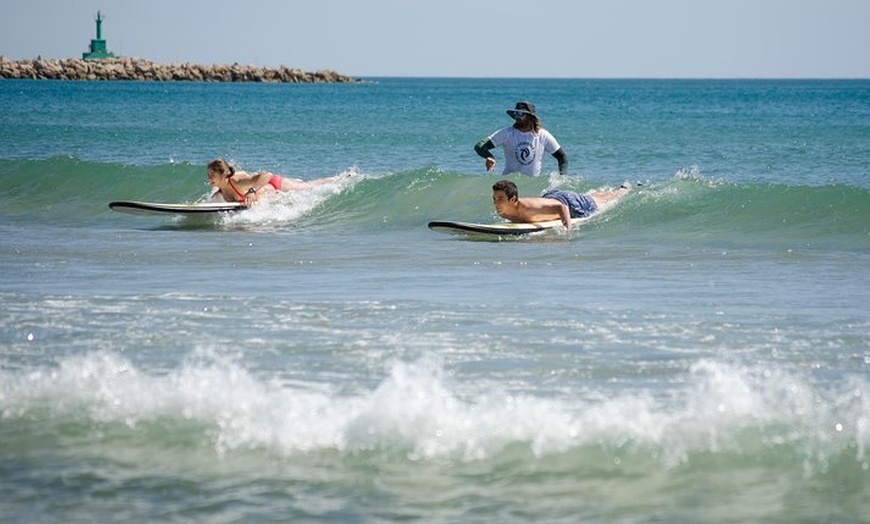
428, 216, 590, 237
109, 200, 246, 216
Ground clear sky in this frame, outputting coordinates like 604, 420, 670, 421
2, 0, 869, 78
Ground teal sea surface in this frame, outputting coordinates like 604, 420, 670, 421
1, 78, 869, 523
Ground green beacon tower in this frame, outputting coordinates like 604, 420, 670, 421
82, 11, 116, 60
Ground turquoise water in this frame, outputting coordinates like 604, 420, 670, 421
1, 78, 869, 523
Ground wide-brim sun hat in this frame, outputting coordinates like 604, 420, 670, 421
506, 101, 537, 118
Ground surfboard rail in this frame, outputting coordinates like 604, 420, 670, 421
109, 200, 246, 216
427, 218, 580, 236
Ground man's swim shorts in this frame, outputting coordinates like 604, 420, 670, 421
542, 189, 598, 217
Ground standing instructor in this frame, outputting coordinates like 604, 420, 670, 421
474, 101, 568, 177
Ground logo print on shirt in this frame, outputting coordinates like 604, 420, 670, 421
515, 140, 534, 165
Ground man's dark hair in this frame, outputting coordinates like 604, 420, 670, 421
492, 179, 518, 200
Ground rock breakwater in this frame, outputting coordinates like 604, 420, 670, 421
0, 56, 357, 83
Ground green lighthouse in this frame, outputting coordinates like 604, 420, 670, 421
82, 11, 116, 60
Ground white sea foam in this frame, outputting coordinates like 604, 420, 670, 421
215, 168, 361, 227
3, 351, 867, 471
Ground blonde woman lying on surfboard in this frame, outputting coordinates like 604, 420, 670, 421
491, 179, 628, 232
207, 158, 337, 205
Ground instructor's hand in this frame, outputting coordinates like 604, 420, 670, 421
485, 157, 496, 171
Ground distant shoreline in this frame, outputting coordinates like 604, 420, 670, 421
0, 56, 358, 83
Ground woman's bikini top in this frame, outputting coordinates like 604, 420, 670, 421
227, 179, 253, 202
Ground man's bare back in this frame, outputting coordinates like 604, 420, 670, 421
491, 179, 627, 231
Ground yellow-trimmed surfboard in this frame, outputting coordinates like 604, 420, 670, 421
427, 217, 590, 237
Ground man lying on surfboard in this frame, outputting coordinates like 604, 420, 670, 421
491, 179, 628, 232
207, 158, 338, 206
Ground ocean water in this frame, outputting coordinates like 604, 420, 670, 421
1, 77, 869, 523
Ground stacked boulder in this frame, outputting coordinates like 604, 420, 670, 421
0, 56, 356, 83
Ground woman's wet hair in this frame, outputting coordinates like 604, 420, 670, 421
207, 158, 235, 177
